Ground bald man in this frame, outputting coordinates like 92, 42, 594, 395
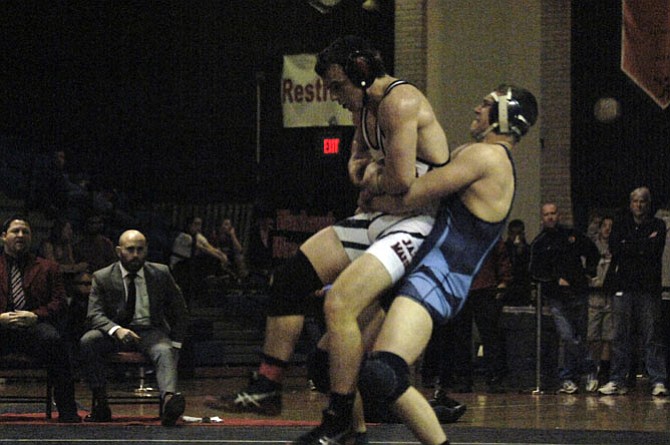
80, 230, 189, 426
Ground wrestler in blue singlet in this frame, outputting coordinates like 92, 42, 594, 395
395, 145, 515, 324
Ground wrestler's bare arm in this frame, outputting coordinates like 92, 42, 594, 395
348, 139, 372, 187
360, 90, 422, 195
366, 143, 501, 215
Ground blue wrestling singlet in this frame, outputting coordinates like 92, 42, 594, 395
394, 145, 515, 324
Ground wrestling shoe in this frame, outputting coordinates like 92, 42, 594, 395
429, 389, 467, 423
204, 372, 282, 416
292, 408, 352, 445
597, 381, 628, 395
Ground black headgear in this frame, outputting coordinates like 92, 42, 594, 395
345, 50, 378, 89
315, 36, 385, 91
486, 88, 534, 139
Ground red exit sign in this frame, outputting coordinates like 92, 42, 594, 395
322, 137, 340, 155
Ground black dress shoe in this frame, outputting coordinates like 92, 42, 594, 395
58, 412, 82, 423
84, 405, 112, 423
161, 393, 185, 427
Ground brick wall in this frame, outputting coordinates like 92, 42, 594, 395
540, 1, 573, 224
395, 1, 574, 226
394, 0, 427, 91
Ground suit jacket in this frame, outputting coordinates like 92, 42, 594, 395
87, 261, 188, 343
0, 253, 66, 321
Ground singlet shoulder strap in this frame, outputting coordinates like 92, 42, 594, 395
382, 79, 413, 98
362, 80, 416, 153
498, 143, 516, 221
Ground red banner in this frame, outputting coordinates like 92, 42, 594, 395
621, 0, 670, 109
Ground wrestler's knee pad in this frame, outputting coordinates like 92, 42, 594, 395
306, 348, 330, 394
266, 250, 323, 317
358, 351, 410, 415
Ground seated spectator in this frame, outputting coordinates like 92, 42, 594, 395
169, 216, 228, 305
79, 230, 188, 426
0, 215, 81, 422
65, 171, 95, 230
40, 218, 89, 279
246, 215, 275, 277
211, 218, 248, 279
27, 149, 71, 218
73, 214, 117, 273
64, 271, 93, 377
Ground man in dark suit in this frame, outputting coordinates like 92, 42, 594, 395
80, 229, 189, 426
0, 215, 81, 423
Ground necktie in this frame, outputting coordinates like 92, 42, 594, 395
10, 263, 26, 310
125, 273, 137, 324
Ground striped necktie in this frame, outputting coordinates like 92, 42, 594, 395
10, 263, 26, 310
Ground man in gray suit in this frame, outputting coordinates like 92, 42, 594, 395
80, 230, 189, 426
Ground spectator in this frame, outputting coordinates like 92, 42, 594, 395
504, 219, 532, 305
246, 215, 275, 286
529, 202, 600, 394
64, 271, 93, 377
586, 216, 614, 392
73, 214, 117, 273
79, 230, 189, 425
434, 239, 512, 394
0, 215, 81, 422
40, 218, 88, 279
598, 187, 668, 396
654, 202, 670, 300
587, 212, 603, 242
27, 149, 72, 218
211, 218, 247, 279
169, 216, 228, 305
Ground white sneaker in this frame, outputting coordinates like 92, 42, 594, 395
598, 381, 628, 395
558, 380, 578, 394
651, 383, 668, 397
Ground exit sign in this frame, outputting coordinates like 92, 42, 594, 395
322, 137, 340, 155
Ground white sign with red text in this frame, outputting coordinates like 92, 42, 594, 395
281, 53, 353, 128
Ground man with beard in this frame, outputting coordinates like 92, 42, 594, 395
80, 230, 189, 426
0, 215, 81, 423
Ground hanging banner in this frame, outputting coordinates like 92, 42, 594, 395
281, 54, 353, 128
621, 0, 670, 109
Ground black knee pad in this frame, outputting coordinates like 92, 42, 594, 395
306, 348, 330, 394
266, 250, 323, 316
358, 351, 410, 414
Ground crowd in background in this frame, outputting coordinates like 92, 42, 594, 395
2, 147, 669, 400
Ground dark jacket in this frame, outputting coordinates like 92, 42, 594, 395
529, 224, 600, 294
87, 261, 189, 342
471, 239, 512, 292
607, 213, 666, 292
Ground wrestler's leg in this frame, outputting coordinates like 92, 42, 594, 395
370, 296, 448, 445
208, 227, 351, 414
261, 226, 350, 362
313, 304, 385, 438
326, 253, 393, 395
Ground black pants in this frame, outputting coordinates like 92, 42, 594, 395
0, 322, 78, 414
424, 288, 507, 387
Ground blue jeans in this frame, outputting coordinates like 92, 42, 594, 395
610, 291, 667, 386
547, 291, 596, 381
